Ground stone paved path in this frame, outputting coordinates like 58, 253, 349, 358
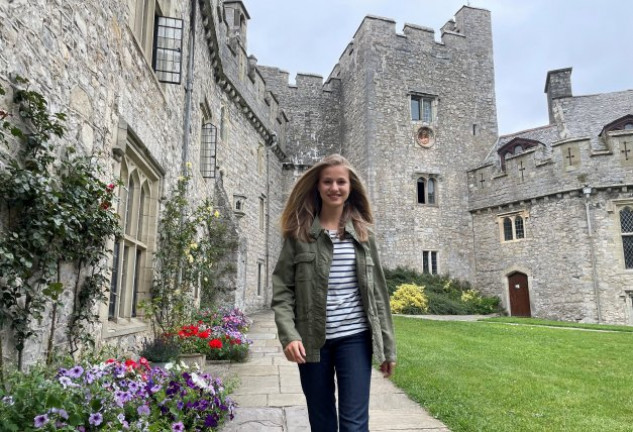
212, 309, 450, 432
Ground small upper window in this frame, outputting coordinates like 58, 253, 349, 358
620, 206, 633, 269
411, 95, 435, 123
499, 213, 528, 242
417, 176, 437, 205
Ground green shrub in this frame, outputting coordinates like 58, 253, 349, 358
390, 283, 429, 315
425, 292, 470, 315
385, 267, 501, 315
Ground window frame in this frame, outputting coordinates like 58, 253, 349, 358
200, 121, 217, 178
619, 205, 633, 270
416, 174, 438, 205
422, 250, 438, 275
108, 136, 162, 325
498, 211, 528, 243
410, 94, 435, 123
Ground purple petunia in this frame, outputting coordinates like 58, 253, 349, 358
137, 404, 150, 416
34, 414, 49, 428
88, 412, 103, 426
68, 365, 84, 378
172, 422, 185, 432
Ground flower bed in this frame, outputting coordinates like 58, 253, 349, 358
175, 307, 252, 362
0, 357, 235, 431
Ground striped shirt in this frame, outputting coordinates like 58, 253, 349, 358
325, 230, 369, 339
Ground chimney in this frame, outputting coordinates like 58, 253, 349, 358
544, 68, 572, 124
224, 1, 250, 51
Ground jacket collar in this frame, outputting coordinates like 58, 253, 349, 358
309, 215, 362, 243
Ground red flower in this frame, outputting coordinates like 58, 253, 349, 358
230, 338, 241, 345
209, 339, 223, 349
105, 358, 116, 364
100, 201, 111, 210
198, 330, 211, 339
125, 359, 137, 369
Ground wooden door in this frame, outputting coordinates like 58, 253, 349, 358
508, 272, 531, 317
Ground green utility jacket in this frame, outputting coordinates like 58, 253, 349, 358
271, 217, 396, 364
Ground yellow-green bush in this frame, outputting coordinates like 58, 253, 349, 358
390, 283, 429, 315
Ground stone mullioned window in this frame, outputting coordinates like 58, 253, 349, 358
620, 206, 633, 269
498, 211, 527, 243
422, 251, 438, 275
109, 137, 162, 322
416, 175, 437, 205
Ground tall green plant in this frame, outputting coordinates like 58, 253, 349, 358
144, 171, 236, 336
0, 77, 121, 371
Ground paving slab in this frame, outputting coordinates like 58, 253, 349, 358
217, 309, 450, 431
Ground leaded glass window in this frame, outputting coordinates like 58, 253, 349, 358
515, 216, 524, 239
201, 122, 217, 178
108, 141, 160, 321
621, 206, 633, 269
503, 217, 513, 241
153, 16, 183, 84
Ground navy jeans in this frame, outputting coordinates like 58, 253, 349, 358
298, 331, 372, 432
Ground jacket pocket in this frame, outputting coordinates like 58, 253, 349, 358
294, 252, 315, 281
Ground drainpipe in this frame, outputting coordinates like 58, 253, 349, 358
583, 185, 601, 323
178, 0, 196, 291
181, 0, 196, 174
264, 138, 271, 307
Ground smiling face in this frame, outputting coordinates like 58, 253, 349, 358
318, 165, 351, 212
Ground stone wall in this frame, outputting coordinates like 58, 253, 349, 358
0, 0, 287, 367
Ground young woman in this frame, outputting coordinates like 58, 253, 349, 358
271, 154, 396, 431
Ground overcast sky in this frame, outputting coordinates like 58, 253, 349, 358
242, 0, 633, 136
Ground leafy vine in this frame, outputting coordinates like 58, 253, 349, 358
0, 77, 121, 371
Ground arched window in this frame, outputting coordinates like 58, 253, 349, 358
503, 217, 513, 241
200, 122, 217, 178
515, 216, 524, 239
108, 138, 161, 322
620, 206, 633, 269
417, 177, 426, 204
417, 175, 438, 205
427, 178, 435, 204
499, 213, 528, 242
514, 145, 524, 155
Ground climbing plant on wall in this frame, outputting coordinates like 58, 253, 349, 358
142, 169, 237, 337
0, 76, 121, 371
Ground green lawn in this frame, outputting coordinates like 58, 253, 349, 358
481, 317, 633, 333
391, 317, 633, 432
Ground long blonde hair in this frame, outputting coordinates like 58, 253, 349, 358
280, 154, 374, 242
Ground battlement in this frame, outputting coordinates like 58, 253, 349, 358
468, 131, 633, 211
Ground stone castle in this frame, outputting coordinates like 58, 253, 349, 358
1, 0, 632, 363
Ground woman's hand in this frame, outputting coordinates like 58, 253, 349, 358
284, 340, 306, 364
380, 361, 396, 378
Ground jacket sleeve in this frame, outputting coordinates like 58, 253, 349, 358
271, 237, 302, 348
369, 234, 397, 362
